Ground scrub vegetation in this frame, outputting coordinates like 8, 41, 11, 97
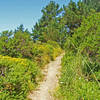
0, 0, 100, 100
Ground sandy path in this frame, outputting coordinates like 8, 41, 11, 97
28, 54, 63, 100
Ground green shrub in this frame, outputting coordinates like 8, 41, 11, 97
0, 27, 62, 100
0, 55, 40, 100
55, 13, 100, 100
33, 41, 62, 67
0, 40, 62, 100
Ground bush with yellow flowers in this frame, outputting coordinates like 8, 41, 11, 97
33, 41, 62, 67
0, 40, 62, 100
0, 55, 40, 100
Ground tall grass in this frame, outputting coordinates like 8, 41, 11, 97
55, 13, 100, 100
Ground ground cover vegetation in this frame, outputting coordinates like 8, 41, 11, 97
54, 0, 100, 100
0, 24, 62, 100
0, 0, 100, 100
55, 12, 100, 100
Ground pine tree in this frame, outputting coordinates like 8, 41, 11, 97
32, 1, 63, 43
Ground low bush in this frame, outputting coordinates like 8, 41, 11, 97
33, 41, 62, 67
0, 40, 62, 100
0, 55, 40, 100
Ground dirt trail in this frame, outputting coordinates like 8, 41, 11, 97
28, 54, 64, 100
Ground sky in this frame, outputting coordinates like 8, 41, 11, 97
0, 0, 78, 32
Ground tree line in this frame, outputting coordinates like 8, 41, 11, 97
0, 0, 99, 58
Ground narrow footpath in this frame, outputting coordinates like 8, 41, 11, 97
28, 54, 64, 100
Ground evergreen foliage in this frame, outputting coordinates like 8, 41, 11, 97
55, 13, 100, 100
83, 0, 100, 12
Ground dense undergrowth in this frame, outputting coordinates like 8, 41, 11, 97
55, 13, 100, 100
33, 41, 62, 67
0, 0, 100, 100
0, 41, 62, 100
0, 55, 40, 100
